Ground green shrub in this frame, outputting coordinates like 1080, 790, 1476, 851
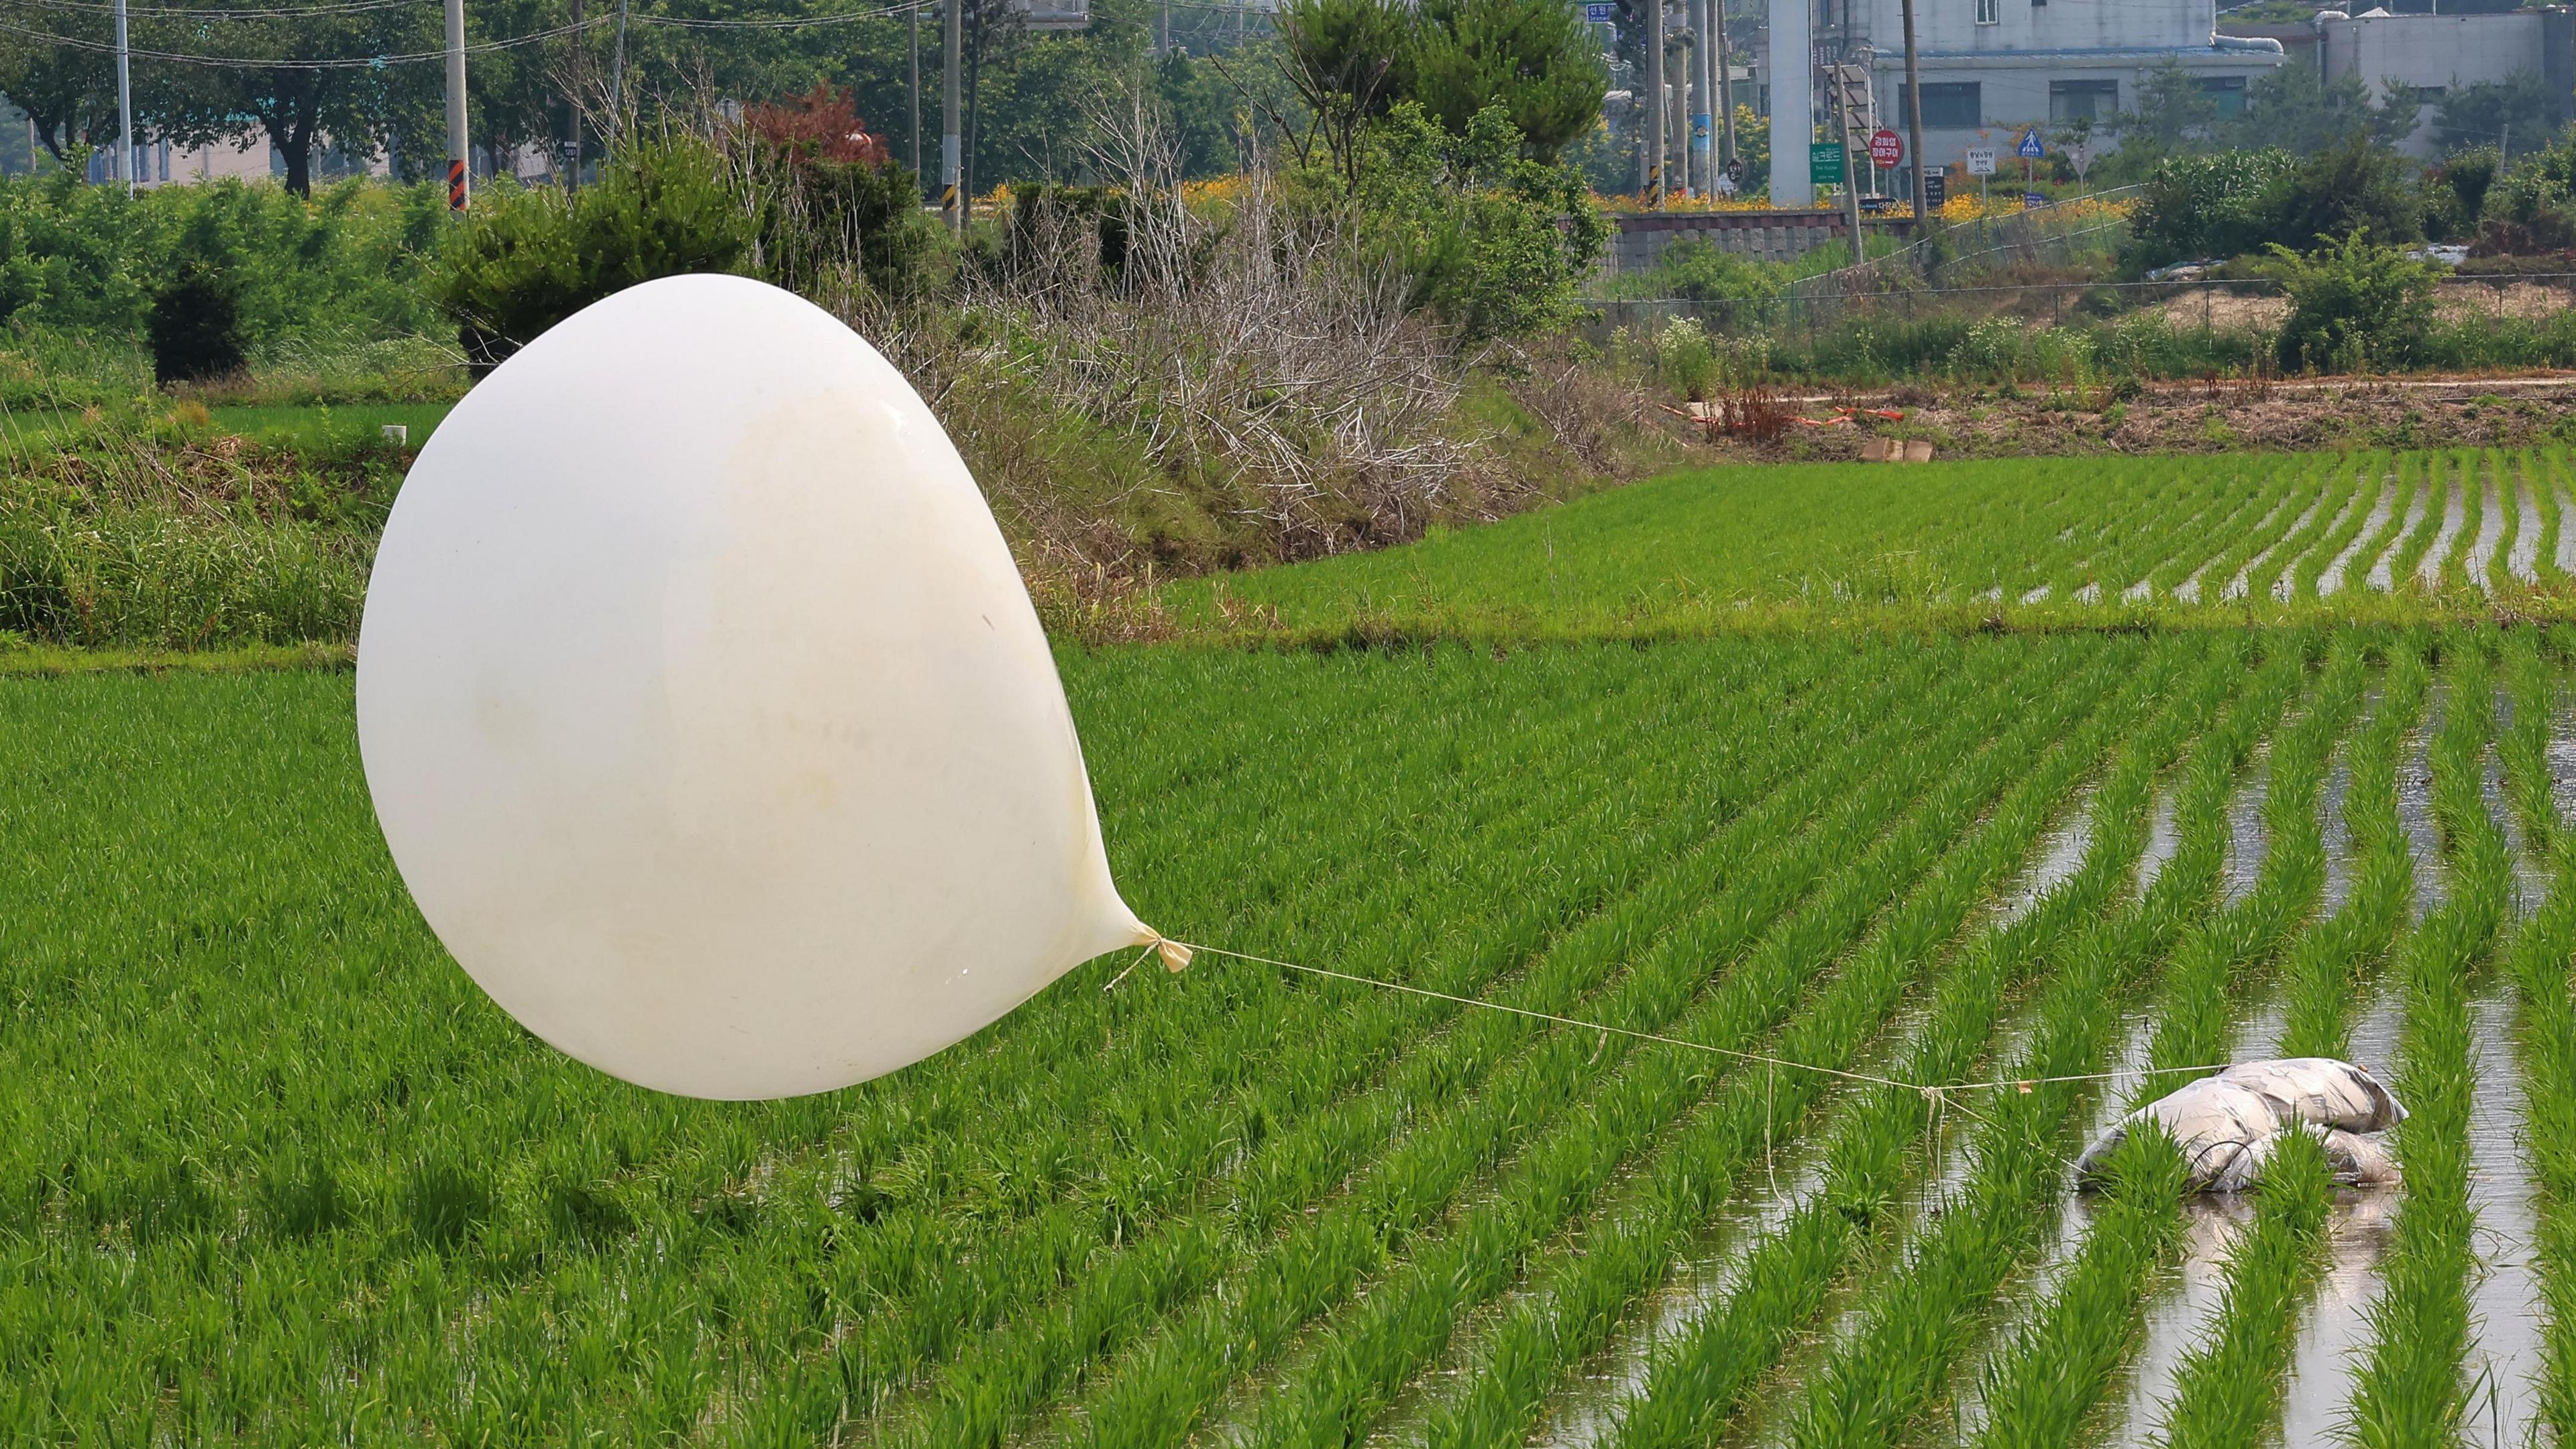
2125, 149, 2295, 270
147, 262, 249, 386
2269, 229, 2436, 373
1358, 101, 1609, 343
0, 170, 441, 356
433, 136, 755, 372
1621, 237, 1784, 303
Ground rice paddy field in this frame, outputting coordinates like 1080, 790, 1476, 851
9, 449, 2576, 1446
1171, 448, 2576, 637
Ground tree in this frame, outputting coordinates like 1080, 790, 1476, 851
0, 23, 123, 163
144, 0, 441, 195
1272, 0, 1409, 181
1406, 0, 1607, 160
2269, 229, 2436, 372
1356, 101, 1606, 342
2222, 61, 2414, 156
2434, 72, 2559, 160
2121, 57, 2218, 155
2257, 131, 2422, 250
2123, 147, 2295, 268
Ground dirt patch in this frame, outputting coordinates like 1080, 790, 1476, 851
1718, 377, 2576, 464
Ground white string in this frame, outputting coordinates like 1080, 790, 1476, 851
1144, 938, 2239, 1100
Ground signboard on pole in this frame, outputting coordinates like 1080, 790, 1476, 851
1923, 172, 1946, 207
1868, 128, 1902, 168
1582, 3, 1615, 20
1964, 147, 1996, 176
2015, 129, 2046, 159
1809, 141, 1845, 186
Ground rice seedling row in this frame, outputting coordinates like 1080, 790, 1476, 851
1593, 636, 2253, 1449
997, 642, 2131, 1449
1214, 640, 2150, 1449
1774, 640, 2335, 1449
2343, 642, 2512, 1447
862, 643, 2015, 1446
1393, 637, 2233, 1449
2498, 631, 2576, 1448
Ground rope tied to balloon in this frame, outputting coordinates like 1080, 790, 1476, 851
1118, 935, 2239, 1103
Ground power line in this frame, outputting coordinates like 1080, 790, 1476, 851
0, 0, 936, 64
13, 0, 421, 17
0, 11, 600, 64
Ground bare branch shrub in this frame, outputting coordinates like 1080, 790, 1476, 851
958, 83, 1481, 566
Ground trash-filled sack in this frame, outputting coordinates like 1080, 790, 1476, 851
2216, 1057, 2406, 1133
2075, 1058, 2404, 1193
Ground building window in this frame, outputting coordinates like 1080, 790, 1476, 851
2196, 75, 2246, 118
1905, 82, 1982, 129
2049, 78, 2118, 121
1976, 0, 1998, 22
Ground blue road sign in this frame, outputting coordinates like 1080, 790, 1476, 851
1584, 3, 1615, 20
2023, 191, 2048, 209
2015, 129, 2046, 159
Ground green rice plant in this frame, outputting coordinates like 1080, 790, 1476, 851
2537, 450, 2570, 590
2290, 458, 2394, 602
881, 649, 2050, 1433
2389, 455, 2451, 594
1602, 641, 2267, 1449
6, 639, 2053, 1441
998, 646, 2149, 1449
2334, 462, 2421, 601
1968, 639, 2421, 1449
1415, 636, 2245, 1449
1775, 639, 2353, 1449
2343, 638, 2511, 1447
1213, 648, 2157, 1449
2150, 1118, 2336, 1448
2490, 626, 2576, 1445
800, 639, 1943, 1412
870, 642, 2071, 1444
2440, 452, 2489, 598
2275, 632, 2424, 1059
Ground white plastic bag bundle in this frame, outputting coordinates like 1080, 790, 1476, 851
2076, 1058, 2406, 1193
2078, 1076, 2288, 1192
2217, 1057, 2406, 1133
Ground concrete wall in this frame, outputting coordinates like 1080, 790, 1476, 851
1602, 209, 1860, 276
2317, 9, 2574, 158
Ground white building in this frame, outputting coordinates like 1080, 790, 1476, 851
2315, 8, 2576, 159
1757, 0, 2288, 195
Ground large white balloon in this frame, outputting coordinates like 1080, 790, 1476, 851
358, 273, 1158, 1100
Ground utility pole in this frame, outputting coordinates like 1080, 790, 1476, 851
1646, 0, 1665, 205
445, 0, 470, 211
942, 0, 962, 231
1697, 0, 1717, 193
1900, 0, 1925, 218
1767, 0, 1810, 205
610, 0, 629, 116
908, 1, 921, 176
113, 0, 131, 194
1715, 0, 1735, 173
565, 0, 584, 189
1836, 70, 1862, 244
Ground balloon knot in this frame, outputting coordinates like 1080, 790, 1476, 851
1152, 934, 1195, 973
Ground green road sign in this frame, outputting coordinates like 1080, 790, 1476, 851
1809, 142, 1845, 186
